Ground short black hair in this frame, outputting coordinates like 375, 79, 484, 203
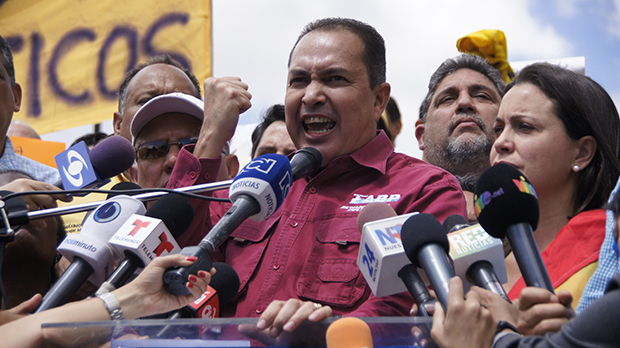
0, 35, 16, 87
288, 17, 386, 89
71, 132, 109, 147
251, 104, 286, 158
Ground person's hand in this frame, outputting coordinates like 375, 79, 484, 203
0, 178, 72, 228
111, 254, 215, 319
410, 288, 437, 316
194, 76, 252, 159
514, 287, 575, 336
238, 299, 332, 346
0, 294, 42, 325
469, 286, 518, 324
431, 277, 495, 348
258, 299, 332, 337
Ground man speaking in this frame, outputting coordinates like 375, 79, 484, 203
163, 18, 466, 336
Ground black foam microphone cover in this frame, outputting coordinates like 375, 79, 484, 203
442, 214, 470, 234
146, 193, 194, 240
473, 163, 539, 238
88, 135, 136, 179
106, 182, 142, 199
209, 262, 241, 305
401, 213, 450, 268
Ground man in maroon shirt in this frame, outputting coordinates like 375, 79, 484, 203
134, 18, 466, 340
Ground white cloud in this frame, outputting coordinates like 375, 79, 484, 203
608, 0, 620, 39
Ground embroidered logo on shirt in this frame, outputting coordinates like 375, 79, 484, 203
349, 194, 401, 205
341, 194, 402, 212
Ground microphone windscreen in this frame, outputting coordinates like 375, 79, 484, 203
210, 262, 240, 305
401, 213, 450, 267
326, 317, 373, 348
106, 182, 142, 199
89, 136, 136, 179
291, 147, 322, 181
145, 193, 194, 239
356, 202, 397, 232
473, 163, 539, 238
442, 214, 469, 234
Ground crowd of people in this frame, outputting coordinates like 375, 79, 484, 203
0, 15, 619, 348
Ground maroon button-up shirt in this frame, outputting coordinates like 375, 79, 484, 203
168, 132, 466, 317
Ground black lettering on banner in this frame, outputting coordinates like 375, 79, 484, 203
48, 28, 96, 104
97, 26, 138, 100
3, 12, 194, 117
142, 12, 191, 70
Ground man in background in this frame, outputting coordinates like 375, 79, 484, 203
251, 104, 296, 159
415, 54, 505, 220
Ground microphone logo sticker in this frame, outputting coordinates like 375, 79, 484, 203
474, 187, 505, 216
93, 201, 122, 223
374, 225, 402, 248
512, 176, 537, 198
242, 157, 277, 174
61, 150, 89, 187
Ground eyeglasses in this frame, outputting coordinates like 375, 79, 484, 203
135, 137, 198, 161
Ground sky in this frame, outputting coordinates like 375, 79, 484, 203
42, 0, 620, 166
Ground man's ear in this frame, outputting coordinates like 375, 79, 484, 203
12, 83, 22, 112
373, 83, 391, 122
224, 154, 240, 179
113, 111, 123, 136
414, 119, 425, 151
128, 164, 138, 183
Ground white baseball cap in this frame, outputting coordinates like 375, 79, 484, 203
130, 92, 204, 144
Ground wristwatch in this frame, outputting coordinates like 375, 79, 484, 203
97, 292, 124, 320
496, 320, 519, 335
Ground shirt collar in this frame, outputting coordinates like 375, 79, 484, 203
348, 130, 394, 175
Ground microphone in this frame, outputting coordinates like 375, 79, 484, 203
155, 262, 240, 338
356, 203, 434, 316
326, 317, 373, 348
163, 148, 322, 296
54, 136, 135, 192
99, 193, 194, 292
401, 213, 455, 310
443, 214, 509, 302
0, 191, 28, 232
474, 163, 553, 293
35, 195, 146, 312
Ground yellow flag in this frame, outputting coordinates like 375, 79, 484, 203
0, 0, 212, 134
457, 29, 515, 84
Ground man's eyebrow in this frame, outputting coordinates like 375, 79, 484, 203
288, 67, 349, 76
469, 84, 497, 93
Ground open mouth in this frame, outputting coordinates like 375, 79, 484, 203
303, 116, 336, 134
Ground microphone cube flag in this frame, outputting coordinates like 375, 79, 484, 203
188, 286, 220, 318
109, 214, 181, 266
230, 153, 293, 221
357, 212, 418, 297
447, 223, 507, 292
58, 234, 115, 286
55, 141, 104, 190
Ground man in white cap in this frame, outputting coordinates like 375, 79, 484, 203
129, 92, 238, 189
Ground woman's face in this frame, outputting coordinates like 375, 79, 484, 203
490, 83, 581, 200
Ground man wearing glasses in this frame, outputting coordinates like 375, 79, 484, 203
129, 92, 238, 189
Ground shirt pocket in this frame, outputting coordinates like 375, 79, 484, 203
225, 219, 276, 292
296, 216, 367, 307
